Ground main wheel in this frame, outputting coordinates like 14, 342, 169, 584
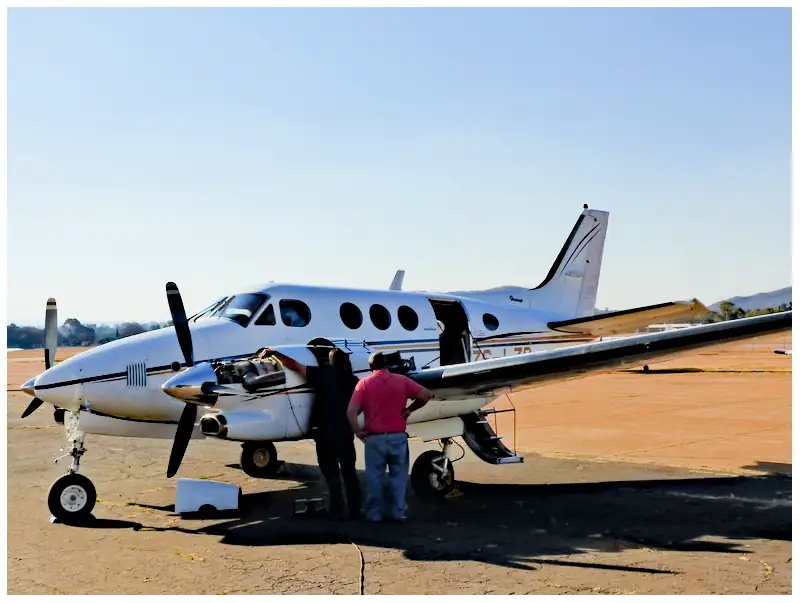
48, 473, 96, 524
240, 442, 281, 478
411, 450, 455, 500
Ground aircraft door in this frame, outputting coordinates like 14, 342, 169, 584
428, 299, 471, 366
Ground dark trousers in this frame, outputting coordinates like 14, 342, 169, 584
314, 430, 362, 519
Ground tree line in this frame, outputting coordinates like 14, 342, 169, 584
7, 319, 173, 349
700, 301, 792, 323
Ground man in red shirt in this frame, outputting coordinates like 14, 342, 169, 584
347, 352, 433, 523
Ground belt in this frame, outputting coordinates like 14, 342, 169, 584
366, 431, 407, 437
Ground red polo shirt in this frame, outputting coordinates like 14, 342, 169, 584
349, 369, 424, 434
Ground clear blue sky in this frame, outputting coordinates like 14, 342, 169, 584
8, 8, 791, 325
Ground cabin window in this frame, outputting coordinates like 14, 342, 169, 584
483, 313, 499, 331
254, 304, 276, 326
397, 305, 419, 331
340, 302, 363, 330
211, 293, 267, 327
369, 304, 391, 330
280, 300, 311, 327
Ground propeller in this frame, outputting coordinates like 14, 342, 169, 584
21, 397, 44, 419
20, 298, 58, 418
165, 282, 198, 478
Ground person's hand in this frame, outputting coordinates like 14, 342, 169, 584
355, 430, 367, 441
401, 408, 411, 421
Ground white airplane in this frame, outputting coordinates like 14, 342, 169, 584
18, 206, 791, 524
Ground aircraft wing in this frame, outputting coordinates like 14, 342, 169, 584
410, 311, 791, 400
547, 299, 709, 337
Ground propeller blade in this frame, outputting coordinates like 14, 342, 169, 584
167, 404, 197, 478
21, 398, 44, 419
44, 298, 57, 370
166, 282, 194, 368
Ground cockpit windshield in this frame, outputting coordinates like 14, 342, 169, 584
191, 296, 230, 322
210, 293, 268, 327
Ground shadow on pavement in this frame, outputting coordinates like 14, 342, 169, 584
66, 461, 791, 574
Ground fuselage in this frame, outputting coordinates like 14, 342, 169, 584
26, 282, 596, 430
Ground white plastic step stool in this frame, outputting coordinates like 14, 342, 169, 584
174, 478, 241, 514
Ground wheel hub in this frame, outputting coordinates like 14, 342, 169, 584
253, 448, 270, 468
428, 462, 452, 491
60, 485, 88, 512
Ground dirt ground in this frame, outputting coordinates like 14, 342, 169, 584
5, 332, 792, 594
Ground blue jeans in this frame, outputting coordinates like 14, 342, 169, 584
364, 433, 409, 521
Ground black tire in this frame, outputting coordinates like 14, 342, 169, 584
411, 450, 455, 500
240, 442, 281, 478
48, 473, 96, 524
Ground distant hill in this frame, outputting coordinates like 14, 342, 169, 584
709, 287, 791, 312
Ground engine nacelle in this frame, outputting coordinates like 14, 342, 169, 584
199, 410, 288, 441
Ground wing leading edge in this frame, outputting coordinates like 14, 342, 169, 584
411, 310, 791, 399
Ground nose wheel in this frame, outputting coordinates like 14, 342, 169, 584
48, 411, 97, 524
48, 473, 96, 523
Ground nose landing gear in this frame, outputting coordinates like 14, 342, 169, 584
48, 411, 97, 524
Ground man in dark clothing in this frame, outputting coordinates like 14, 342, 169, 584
263, 347, 361, 520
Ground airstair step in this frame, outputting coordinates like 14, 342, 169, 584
496, 456, 524, 464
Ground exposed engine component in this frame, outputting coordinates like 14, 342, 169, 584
213, 355, 286, 393
384, 351, 416, 376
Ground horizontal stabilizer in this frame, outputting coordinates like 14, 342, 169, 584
548, 299, 709, 337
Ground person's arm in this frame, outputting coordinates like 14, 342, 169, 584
260, 348, 307, 378
401, 378, 433, 421
347, 385, 366, 440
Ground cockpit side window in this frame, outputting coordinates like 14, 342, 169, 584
254, 304, 276, 326
211, 293, 268, 327
280, 300, 311, 327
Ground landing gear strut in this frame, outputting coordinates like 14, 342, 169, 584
48, 411, 97, 524
411, 438, 458, 500
240, 441, 283, 478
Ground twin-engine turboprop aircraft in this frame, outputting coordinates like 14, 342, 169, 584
19, 206, 792, 523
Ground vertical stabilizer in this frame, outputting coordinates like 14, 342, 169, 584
528, 206, 609, 317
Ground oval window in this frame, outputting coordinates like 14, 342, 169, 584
397, 305, 419, 331
339, 302, 363, 330
369, 304, 391, 330
483, 313, 499, 331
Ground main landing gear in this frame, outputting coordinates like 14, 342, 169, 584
239, 441, 283, 478
48, 411, 97, 524
411, 438, 462, 500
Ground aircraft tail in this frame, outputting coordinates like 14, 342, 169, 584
528, 206, 609, 317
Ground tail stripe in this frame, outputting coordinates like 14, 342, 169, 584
562, 225, 601, 274
531, 215, 586, 290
